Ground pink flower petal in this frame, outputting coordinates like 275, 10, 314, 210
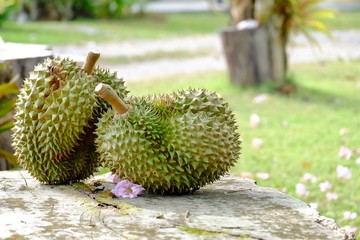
338, 146, 352, 160
309, 202, 318, 209
251, 138, 264, 149
319, 181, 332, 192
253, 93, 268, 104
326, 192, 338, 201
336, 165, 352, 179
112, 180, 144, 198
343, 211, 358, 220
250, 113, 260, 128
301, 173, 317, 183
256, 172, 270, 180
107, 173, 121, 184
296, 183, 309, 197
240, 171, 253, 179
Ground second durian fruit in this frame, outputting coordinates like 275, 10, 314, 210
95, 83, 241, 194
12, 51, 128, 184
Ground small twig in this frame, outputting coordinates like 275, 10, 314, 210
82, 50, 100, 75
19, 171, 28, 189
184, 210, 190, 220
95, 83, 129, 114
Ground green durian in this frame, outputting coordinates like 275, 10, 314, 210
12, 51, 128, 184
95, 84, 241, 194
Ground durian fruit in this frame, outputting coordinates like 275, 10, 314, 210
162, 89, 241, 192
12, 51, 128, 184
95, 84, 241, 194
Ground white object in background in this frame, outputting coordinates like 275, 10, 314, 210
236, 19, 259, 30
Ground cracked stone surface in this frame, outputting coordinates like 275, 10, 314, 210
0, 171, 354, 240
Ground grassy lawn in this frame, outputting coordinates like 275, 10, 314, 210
126, 59, 360, 237
0, 13, 228, 44
1, 9, 360, 45
324, 9, 360, 30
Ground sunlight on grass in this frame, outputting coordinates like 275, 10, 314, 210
1, 9, 359, 45
1, 13, 228, 44
127, 59, 360, 237
324, 10, 360, 30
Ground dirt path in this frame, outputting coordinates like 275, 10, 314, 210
52, 30, 360, 81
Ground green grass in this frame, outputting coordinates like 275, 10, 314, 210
324, 9, 360, 30
1, 9, 359, 45
0, 13, 228, 44
126, 59, 360, 238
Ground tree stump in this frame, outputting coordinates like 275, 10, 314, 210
0, 42, 53, 86
220, 25, 285, 86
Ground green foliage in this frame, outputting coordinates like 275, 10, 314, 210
73, 0, 132, 19
0, 66, 19, 166
322, 9, 360, 30
257, 0, 335, 46
94, 0, 149, 18
17, 0, 149, 20
0, 0, 17, 28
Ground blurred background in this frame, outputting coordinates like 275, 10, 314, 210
0, 0, 359, 237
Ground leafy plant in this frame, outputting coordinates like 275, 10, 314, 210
16, 0, 149, 20
0, 0, 17, 28
257, 0, 335, 49
0, 63, 19, 167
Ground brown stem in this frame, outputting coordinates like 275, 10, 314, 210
82, 50, 100, 75
95, 83, 129, 114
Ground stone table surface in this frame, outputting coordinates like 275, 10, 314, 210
0, 171, 354, 240
0, 42, 52, 61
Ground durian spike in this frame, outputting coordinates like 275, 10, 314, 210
82, 50, 100, 75
95, 83, 129, 114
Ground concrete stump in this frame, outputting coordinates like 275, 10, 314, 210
220, 26, 272, 86
220, 24, 286, 86
0, 171, 354, 240
0, 42, 53, 86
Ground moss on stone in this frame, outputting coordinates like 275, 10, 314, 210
58, 185, 70, 191
177, 226, 221, 236
177, 226, 254, 239
71, 182, 92, 192
95, 189, 140, 215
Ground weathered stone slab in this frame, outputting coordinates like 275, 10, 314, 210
0, 171, 353, 240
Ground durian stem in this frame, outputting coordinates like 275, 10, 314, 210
95, 83, 129, 114
82, 50, 100, 75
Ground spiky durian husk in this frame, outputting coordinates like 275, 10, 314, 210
96, 97, 173, 193
169, 88, 241, 177
171, 88, 229, 115
12, 57, 99, 184
96, 89, 241, 194
163, 111, 240, 192
161, 89, 240, 193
